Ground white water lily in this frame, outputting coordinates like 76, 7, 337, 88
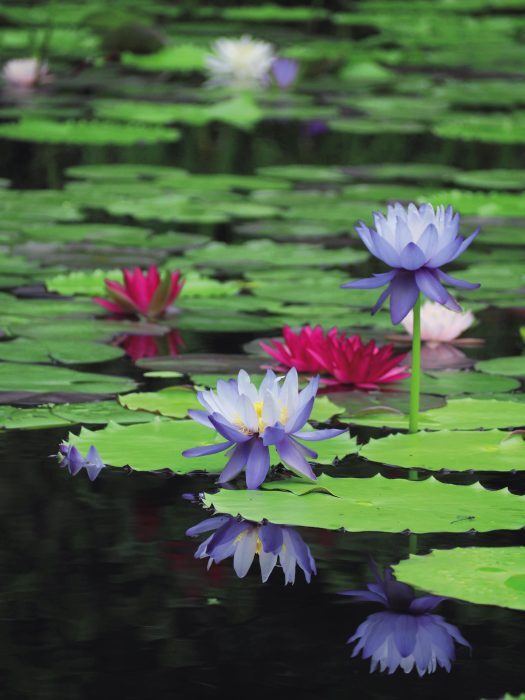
205, 35, 276, 89
402, 301, 475, 343
2, 58, 52, 88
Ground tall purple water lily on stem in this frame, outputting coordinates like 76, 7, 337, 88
342, 203, 480, 324
340, 564, 470, 676
182, 368, 345, 489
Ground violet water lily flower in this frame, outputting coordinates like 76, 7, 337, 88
58, 443, 105, 481
342, 203, 480, 324
182, 368, 345, 489
340, 564, 470, 676
271, 57, 299, 89
186, 515, 316, 584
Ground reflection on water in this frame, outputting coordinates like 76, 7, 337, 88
341, 563, 470, 676
116, 329, 183, 360
186, 514, 316, 583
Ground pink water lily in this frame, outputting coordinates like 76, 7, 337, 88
3, 58, 53, 88
94, 266, 184, 320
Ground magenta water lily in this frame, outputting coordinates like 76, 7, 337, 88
58, 443, 105, 481
343, 203, 479, 325
340, 565, 470, 676
187, 515, 316, 584
182, 367, 345, 489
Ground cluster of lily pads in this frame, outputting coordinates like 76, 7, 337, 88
0, 0, 524, 684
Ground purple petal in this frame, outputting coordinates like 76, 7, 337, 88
245, 439, 270, 489
436, 270, 480, 290
187, 409, 214, 429
276, 435, 316, 480
394, 614, 418, 657
414, 268, 450, 304
341, 271, 395, 290
400, 242, 427, 270
217, 441, 252, 483
371, 231, 401, 267
371, 283, 392, 315
259, 523, 284, 554
415, 223, 438, 258
262, 425, 286, 447
409, 595, 448, 614
84, 446, 105, 481
294, 428, 346, 441
186, 515, 231, 537
389, 273, 420, 324
232, 529, 257, 577
259, 550, 279, 582
209, 413, 252, 443
271, 57, 298, 88
286, 396, 314, 434
182, 441, 231, 457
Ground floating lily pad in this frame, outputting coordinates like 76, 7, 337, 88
0, 338, 123, 365
435, 112, 525, 144
348, 398, 525, 430
0, 118, 180, 145
121, 44, 207, 72
476, 356, 525, 377
394, 371, 520, 396
69, 420, 356, 473
256, 165, 347, 183
360, 430, 525, 473
0, 363, 136, 399
119, 387, 201, 418
204, 473, 525, 533
393, 548, 525, 611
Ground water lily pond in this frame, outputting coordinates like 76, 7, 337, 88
1, 1, 525, 698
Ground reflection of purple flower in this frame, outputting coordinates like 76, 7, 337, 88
186, 515, 316, 584
58, 443, 105, 481
340, 565, 470, 676
271, 57, 299, 88
304, 119, 328, 136
182, 368, 345, 489
342, 203, 480, 324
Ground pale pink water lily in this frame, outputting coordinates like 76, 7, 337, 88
3, 58, 52, 88
401, 301, 475, 343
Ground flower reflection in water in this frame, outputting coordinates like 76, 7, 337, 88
116, 329, 183, 361
186, 515, 316, 584
340, 564, 470, 676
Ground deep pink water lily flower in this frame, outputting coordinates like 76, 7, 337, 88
260, 325, 410, 390
94, 266, 184, 320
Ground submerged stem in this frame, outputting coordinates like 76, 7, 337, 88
408, 294, 421, 434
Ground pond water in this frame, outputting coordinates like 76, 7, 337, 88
0, 2, 524, 699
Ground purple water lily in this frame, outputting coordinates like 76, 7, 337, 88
271, 57, 299, 89
340, 564, 470, 676
187, 515, 316, 584
58, 443, 105, 481
342, 203, 480, 324
182, 367, 345, 489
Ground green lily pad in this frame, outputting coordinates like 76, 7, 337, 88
121, 43, 207, 72
204, 473, 525, 533
184, 240, 368, 271
0, 338, 123, 365
434, 112, 525, 144
360, 429, 525, 473
348, 398, 525, 430
0, 363, 136, 398
0, 118, 180, 145
453, 169, 525, 190
69, 420, 356, 473
395, 371, 520, 396
256, 165, 347, 183
118, 386, 201, 418
476, 356, 525, 377
393, 548, 525, 611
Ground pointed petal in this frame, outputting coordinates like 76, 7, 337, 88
245, 439, 270, 489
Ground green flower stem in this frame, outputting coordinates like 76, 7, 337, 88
408, 294, 421, 434
409, 469, 419, 553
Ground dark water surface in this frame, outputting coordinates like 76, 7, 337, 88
0, 8, 525, 699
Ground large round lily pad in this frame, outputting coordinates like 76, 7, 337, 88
393, 548, 525, 611
203, 473, 525, 533
69, 420, 357, 474
360, 430, 525, 473
347, 398, 525, 430
476, 356, 525, 377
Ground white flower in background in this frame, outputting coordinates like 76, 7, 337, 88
401, 301, 475, 343
205, 35, 276, 89
2, 58, 52, 89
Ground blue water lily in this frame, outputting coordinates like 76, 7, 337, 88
342, 203, 480, 324
340, 564, 471, 676
58, 443, 105, 481
187, 515, 316, 584
183, 367, 345, 489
